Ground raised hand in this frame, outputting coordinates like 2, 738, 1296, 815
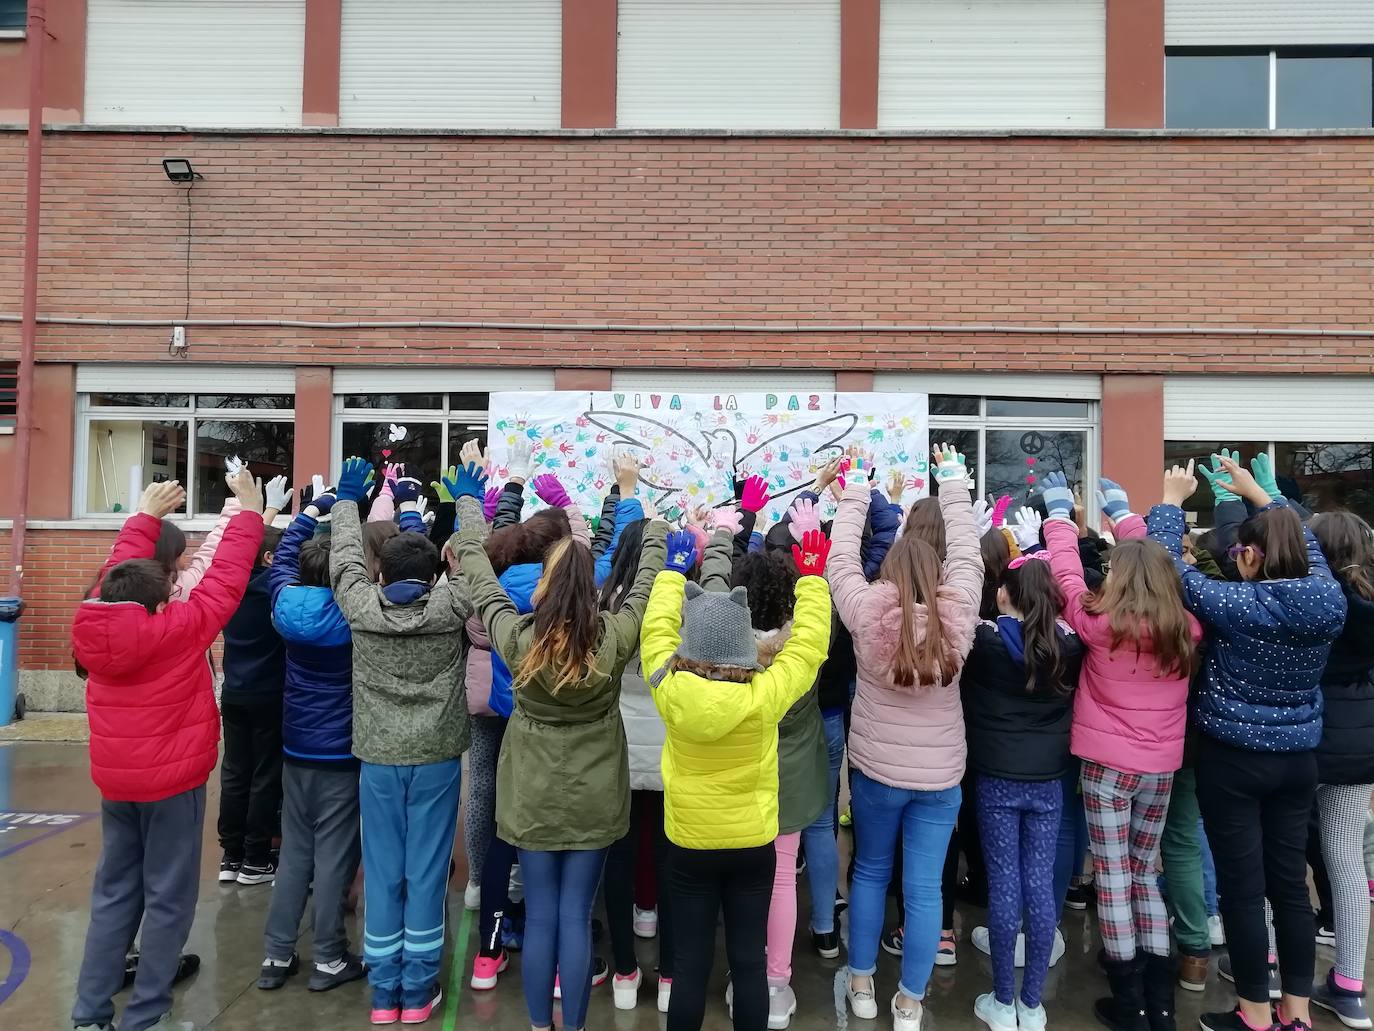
138, 479, 186, 518
506, 443, 534, 485
378, 462, 401, 498
971, 499, 994, 538
1041, 471, 1075, 522
336, 457, 376, 504
687, 505, 710, 528
444, 459, 488, 502
1250, 451, 1282, 501
392, 473, 423, 507
708, 506, 743, 535
792, 528, 832, 577
483, 486, 501, 522
532, 473, 572, 509
664, 529, 699, 574
887, 468, 906, 504
1162, 459, 1199, 508
1199, 449, 1241, 504
264, 474, 292, 514
613, 449, 641, 494
306, 484, 337, 516
1214, 453, 1270, 508
1096, 477, 1133, 524
228, 468, 265, 515
432, 465, 458, 503
740, 475, 771, 514
931, 442, 970, 487
788, 497, 823, 543
812, 456, 843, 494
1009, 507, 1043, 551
990, 494, 1014, 529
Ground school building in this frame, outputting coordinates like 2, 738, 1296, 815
0, 0, 1370, 708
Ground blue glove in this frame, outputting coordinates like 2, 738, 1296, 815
308, 488, 337, 515
665, 529, 698, 574
1200, 449, 1240, 504
1096, 477, 1132, 523
1041, 471, 1075, 521
392, 475, 423, 506
443, 461, 488, 502
1251, 452, 1282, 501
336, 458, 375, 504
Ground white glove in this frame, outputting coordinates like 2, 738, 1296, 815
507, 445, 533, 482
265, 475, 292, 513
1010, 507, 1044, 552
971, 499, 994, 539
414, 495, 429, 520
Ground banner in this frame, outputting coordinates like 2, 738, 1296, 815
488, 390, 929, 523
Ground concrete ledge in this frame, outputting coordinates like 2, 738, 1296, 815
19, 669, 87, 712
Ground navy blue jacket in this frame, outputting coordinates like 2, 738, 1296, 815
1148, 501, 1346, 753
1317, 581, 1374, 784
221, 565, 286, 703
268, 513, 356, 767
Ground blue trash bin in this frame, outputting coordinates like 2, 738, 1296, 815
0, 596, 24, 728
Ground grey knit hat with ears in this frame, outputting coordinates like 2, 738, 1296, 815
677, 582, 761, 671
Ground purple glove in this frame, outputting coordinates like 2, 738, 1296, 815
532, 473, 572, 509
483, 487, 501, 523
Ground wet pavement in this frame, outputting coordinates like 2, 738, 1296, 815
0, 740, 1362, 1030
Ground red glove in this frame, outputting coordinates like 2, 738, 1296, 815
792, 529, 832, 577
740, 475, 771, 514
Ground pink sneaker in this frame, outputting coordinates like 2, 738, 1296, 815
470, 952, 508, 991
400, 987, 441, 1024
370, 1006, 400, 1025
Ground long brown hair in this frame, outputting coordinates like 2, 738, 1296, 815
1000, 559, 1070, 695
1238, 506, 1310, 582
979, 528, 1011, 621
363, 522, 399, 582
1082, 539, 1196, 678
1311, 511, 1374, 599
514, 538, 603, 694
904, 497, 947, 559
879, 533, 958, 688
486, 508, 571, 575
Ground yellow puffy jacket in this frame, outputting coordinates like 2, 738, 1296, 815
640, 570, 832, 850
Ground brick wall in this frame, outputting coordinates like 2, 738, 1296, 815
0, 131, 1369, 373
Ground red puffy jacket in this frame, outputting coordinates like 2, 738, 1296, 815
72, 510, 264, 803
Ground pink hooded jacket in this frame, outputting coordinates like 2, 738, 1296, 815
826, 479, 983, 791
1044, 516, 1202, 775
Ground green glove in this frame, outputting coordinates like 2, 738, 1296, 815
431, 465, 457, 504
1199, 449, 1240, 504
1250, 452, 1281, 501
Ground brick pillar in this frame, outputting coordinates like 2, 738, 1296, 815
303, 0, 342, 127
0, 0, 87, 123
840, 0, 880, 129
0, 363, 76, 519
294, 366, 334, 485
836, 371, 876, 392
1101, 374, 1164, 510
562, 0, 618, 128
1105, 0, 1164, 128
554, 368, 612, 391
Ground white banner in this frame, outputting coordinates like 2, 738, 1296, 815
488, 390, 929, 523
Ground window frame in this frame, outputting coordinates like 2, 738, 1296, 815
75, 393, 296, 521
332, 392, 491, 490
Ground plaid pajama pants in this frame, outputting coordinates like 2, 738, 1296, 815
1081, 760, 1174, 962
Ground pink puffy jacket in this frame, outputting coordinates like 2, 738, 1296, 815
827, 480, 983, 791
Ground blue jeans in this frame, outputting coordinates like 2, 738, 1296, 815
359, 759, 462, 1011
1200, 817, 1219, 916
801, 710, 846, 933
1053, 758, 1088, 918
518, 847, 609, 1030
848, 769, 960, 1000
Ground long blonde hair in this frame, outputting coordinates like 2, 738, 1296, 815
879, 533, 959, 688
1082, 539, 1196, 678
513, 538, 603, 694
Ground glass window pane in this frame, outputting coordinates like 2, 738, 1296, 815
85, 419, 188, 515
1277, 56, 1373, 129
986, 429, 1086, 507
1276, 442, 1374, 521
87, 392, 190, 409
986, 398, 1090, 419
1163, 440, 1269, 527
196, 394, 295, 410
341, 422, 444, 504
929, 395, 979, 417
1166, 54, 1270, 128
929, 429, 979, 497
342, 393, 443, 411
446, 422, 491, 475
194, 420, 295, 517
448, 392, 490, 414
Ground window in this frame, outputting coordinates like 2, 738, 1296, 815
0, 1, 25, 32
78, 394, 294, 518
1167, 48, 1374, 129
0, 361, 16, 425
337, 393, 491, 505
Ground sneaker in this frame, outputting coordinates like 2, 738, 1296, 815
500, 912, 524, 951
935, 929, 957, 966
840, 805, 853, 828
1065, 881, 1094, 911
309, 952, 366, 993
236, 860, 276, 886
400, 985, 441, 1024
1200, 1009, 1278, 1031
835, 893, 849, 918
1050, 928, 1066, 967
976, 992, 1018, 1031
1017, 998, 1049, 1031
463, 881, 480, 910
1179, 953, 1210, 993
812, 925, 841, 959
882, 926, 904, 956
613, 967, 642, 1011
149, 1019, 194, 1030
796, 851, 807, 875
971, 927, 1063, 968
1209, 915, 1226, 947
1218, 955, 1282, 1001
846, 976, 879, 1019
371, 988, 402, 1026
893, 992, 924, 1031
218, 854, 243, 883
553, 957, 608, 1000
658, 976, 672, 1013
769, 983, 797, 1029
1317, 925, 1337, 948
633, 905, 658, 938
256, 953, 299, 990
470, 952, 508, 991
1312, 970, 1372, 1029
75, 1025, 116, 1030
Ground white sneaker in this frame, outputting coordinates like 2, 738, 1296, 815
768, 983, 797, 1030
464, 881, 480, 911
1050, 929, 1066, 967
970, 928, 1064, 968
633, 904, 658, 938
1209, 915, 1225, 947
658, 977, 672, 1014
893, 992, 924, 1031
1017, 997, 1049, 1031
847, 976, 879, 1019
612, 967, 641, 1010
975, 992, 1017, 1031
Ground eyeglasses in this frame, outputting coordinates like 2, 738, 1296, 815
1227, 543, 1264, 562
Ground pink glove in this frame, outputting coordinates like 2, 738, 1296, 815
483, 486, 501, 523
531, 473, 571, 509
379, 462, 401, 498
788, 497, 822, 543
991, 494, 1014, 529
685, 523, 710, 564
740, 475, 771, 514
708, 507, 744, 535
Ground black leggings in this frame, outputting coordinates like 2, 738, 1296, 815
606, 791, 674, 977
668, 843, 775, 1031
1197, 737, 1318, 1003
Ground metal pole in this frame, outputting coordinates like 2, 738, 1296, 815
9, 0, 47, 595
